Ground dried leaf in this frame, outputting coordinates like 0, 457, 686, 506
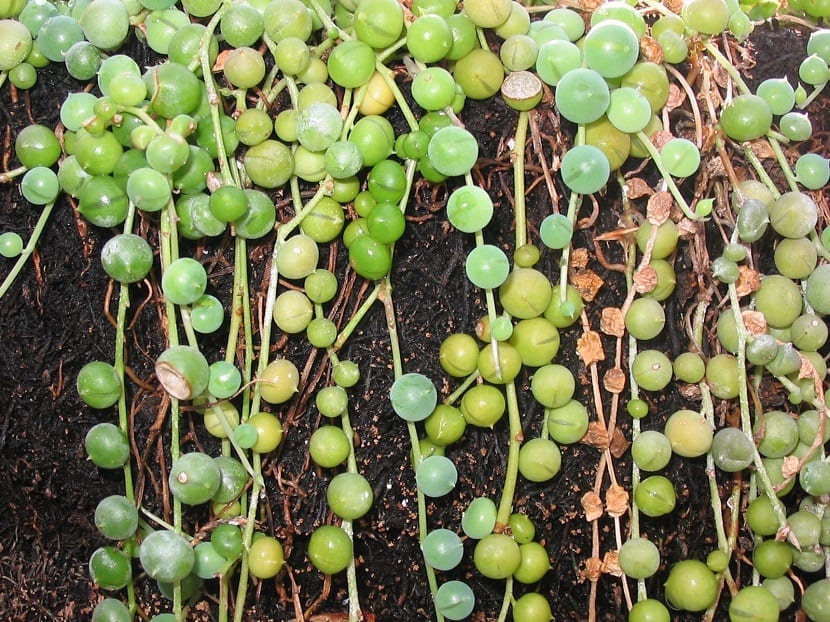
781, 455, 800, 480
581, 556, 604, 582
735, 266, 761, 297
742, 310, 768, 337
577, 330, 605, 367
663, 0, 683, 15
747, 140, 776, 160
581, 491, 603, 522
609, 427, 630, 459
572, 269, 604, 302
582, 421, 610, 450
600, 307, 625, 337
602, 550, 622, 576
640, 36, 663, 64
678, 382, 702, 400
579, 0, 604, 11
647, 192, 672, 225
571, 247, 590, 270
625, 177, 653, 199
603, 367, 626, 394
677, 217, 699, 239
606, 484, 629, 519
633, 265, 657, 294
213, 49, 231, 72
594, 226, 639, 242
664, 84, 685, 111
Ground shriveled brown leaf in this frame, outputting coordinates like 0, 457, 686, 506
609, 427, 630, 459
581, 492, 604, 522
572, 269, 604, 302
582, 421, 610, 450
677, 217, 699, 239
663, 0, 683, 14
799, 355, 819, 381
579, 0, 604, 11
736, 265, 761, 297
577, 330, 605, 367
747, 140, 776, 159
782, 455, 800, 480
600, 307, 625, 337
647, 191, 672, 225
651, 129, 674, 150
626, 177, 654, 199
742, 310, 768, 337
571, 247, 590, 270
603, 367, 626, 394
678, 382, 702, 400
633, 265, 657, 294
664, 84, 685, 111
606, 484, 629, 518
581, 556, 604, 582
594, 226, 639, 242
640, 36, 663, 64
213, 49, 231, 72
602, 550, 622, 576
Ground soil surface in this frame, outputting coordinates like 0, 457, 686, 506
0, 21, 827, 622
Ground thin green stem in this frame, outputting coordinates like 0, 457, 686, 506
767, 136, 800, 193
0, 164, 27, 183
741, 144, 782, 200
702, 40, 752, 95
496, 577, 514, 622
513, 111, 529, 250
0, 199, 55, 299
495, 382, 522, 530
635, 131, 700, 220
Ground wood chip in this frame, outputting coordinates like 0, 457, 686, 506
600, 307, 625, 337
742, 310, 768, 336
577, 330, 605, 367
625, 177, 654, 199
646, 191, 672, 225
603, 367, 626, 394
735, 265, 761, 297
633, 265, 657, 294
606, 483, 629, 517
609, 427, 630, 458
572, 269, 604, 302
582, 421, 610, 450
602, 550, 622, 577
581, 491, 604, 522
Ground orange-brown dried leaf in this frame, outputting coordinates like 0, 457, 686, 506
640, 36, 663, 64
633, 265, 657, 294
581, 556, 604, 582
647, 191, 672, 225
663, 0, 682, 13
572, 269, 604, 302
594, 226, 639, 242
577, 330, 605, 366
583, 421, 610, 450
581, 491, 604, 522
603, 367, 626, 394
602, 550, 622, 576
213, 49, 231, 72
626, 177, 654, 199
600, 307, 625, 337
606, 484, 629, 518
735, 266, 761, 297
664, 84, 685, 111
742, 310, 768, 336
571, 247, 590, 270
747, 140, 776, 160
609, 427, 630, 459
782, 455, 800, 480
